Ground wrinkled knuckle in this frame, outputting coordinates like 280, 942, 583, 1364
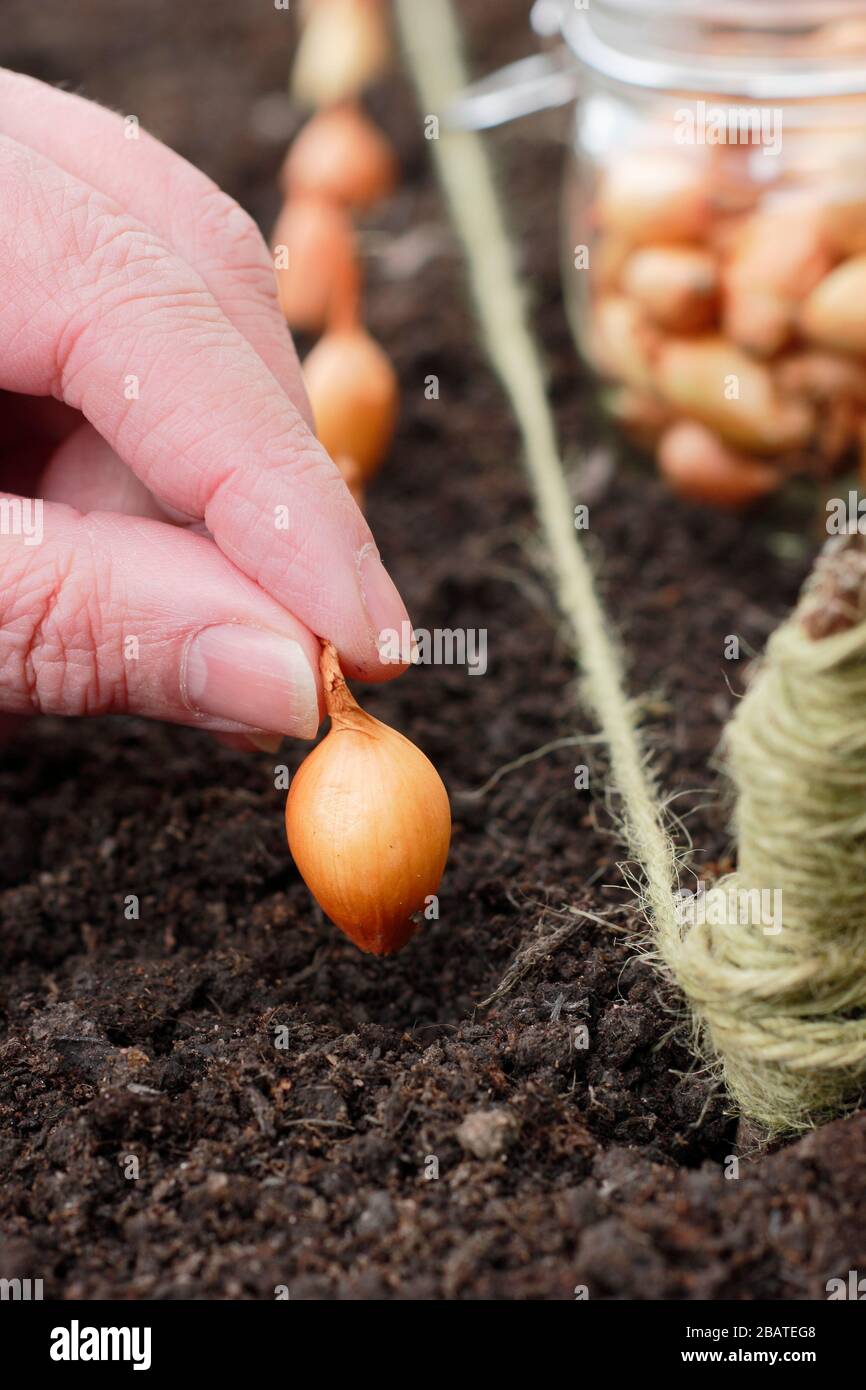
56, 209, 218, 396
65, 195, 157, 289
15, 535, 122, 717
55, 205, 179, 387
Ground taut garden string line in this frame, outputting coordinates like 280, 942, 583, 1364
397, 0, 866, 1134
395, 0, 679, 1048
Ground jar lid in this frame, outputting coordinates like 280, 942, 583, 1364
560, 0, 866, 99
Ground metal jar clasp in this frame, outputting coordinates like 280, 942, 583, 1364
444, 1, 579, 132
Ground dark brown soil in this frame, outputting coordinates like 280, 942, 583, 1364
1, 0, 863, 1301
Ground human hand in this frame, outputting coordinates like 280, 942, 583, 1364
0, 70, 409, 749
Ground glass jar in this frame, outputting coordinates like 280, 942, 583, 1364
452, 0, 866, 507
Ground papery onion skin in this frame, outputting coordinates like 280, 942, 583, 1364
285, 646, 450, 955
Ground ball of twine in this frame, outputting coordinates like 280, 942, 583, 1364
669, 537, 866, 1133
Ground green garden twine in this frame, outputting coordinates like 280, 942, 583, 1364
672, 537, 866, 1133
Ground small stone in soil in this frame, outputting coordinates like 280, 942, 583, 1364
456, 1107, 518, 1160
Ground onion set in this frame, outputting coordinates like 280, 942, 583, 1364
302, 290, 398, 478
285, 644, 451, 955
291, 0, 391, 107
281, 101, 398, 209
580, 93, 866, 503
271, 196, 358, 333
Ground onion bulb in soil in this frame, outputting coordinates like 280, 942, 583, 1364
270, 196, 358, 333
281, 102, 398, 209
285, 644, 451, 955
303, 315, 398, 478
291, 0, 391, 107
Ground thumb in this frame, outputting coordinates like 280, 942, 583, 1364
0, 497, 323, 738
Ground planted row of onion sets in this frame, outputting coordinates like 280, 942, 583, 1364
273, 0, 399, 508
274, 0, 451, 957
585, 101, 866, 508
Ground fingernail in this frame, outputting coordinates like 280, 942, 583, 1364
358, 548, 410, 656
184, 626, 319, 739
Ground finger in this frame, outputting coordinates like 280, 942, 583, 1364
0, 137, 409, 681
39, 421, 168, 519
0, 497, 324, 737
0, 420, 172, 522
0, 68, 312, 425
